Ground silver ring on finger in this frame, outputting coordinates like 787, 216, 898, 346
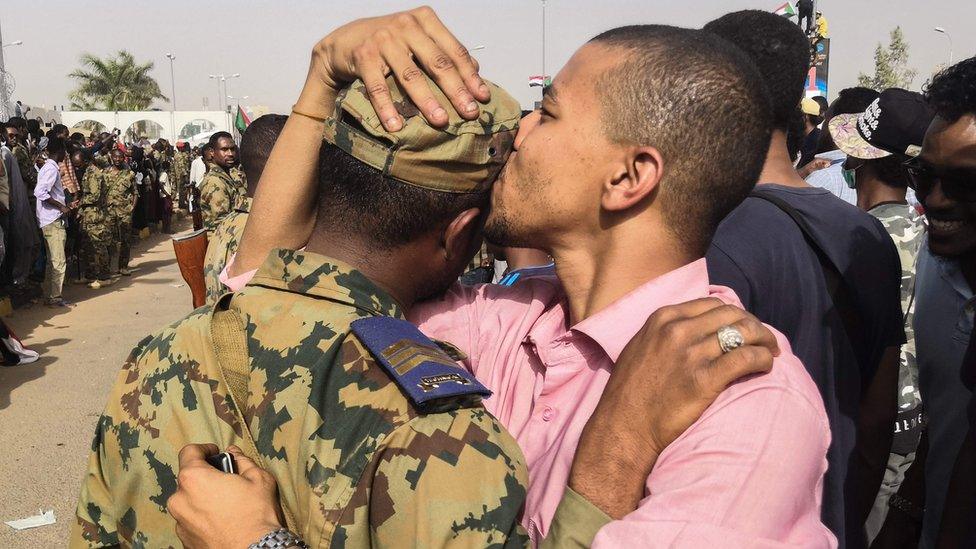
717, 325, 745, 354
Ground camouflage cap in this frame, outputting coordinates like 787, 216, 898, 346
323, 75, 520, 193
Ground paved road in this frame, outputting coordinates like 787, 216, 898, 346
0, 226, 195, 547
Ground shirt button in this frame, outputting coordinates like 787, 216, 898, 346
542, 407, 555, 421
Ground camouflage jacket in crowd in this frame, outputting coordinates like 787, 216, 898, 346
868, 202, 924, 412
103, 167, 136, 221
77, 165, 108, 226
12, 144, 35, 191
173, 151, 190, 183
71, 249, 529, 548
200, 166, 247, 232
203, 197, 251, 304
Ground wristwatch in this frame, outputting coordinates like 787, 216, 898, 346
248, 528, 309, 549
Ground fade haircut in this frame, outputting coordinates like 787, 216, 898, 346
589, 25, 772, 254
924, 55, 976, 122
704, 10, 811, 132
316, 143, 487, 249
239, 114, 288, 196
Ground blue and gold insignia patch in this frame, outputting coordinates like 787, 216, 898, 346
351, 317, 490, 407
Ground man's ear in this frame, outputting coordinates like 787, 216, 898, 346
442, 207, 484, 262
602, 146, 664, 212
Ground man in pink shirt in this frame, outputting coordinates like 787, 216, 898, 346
171, 8, 834, 548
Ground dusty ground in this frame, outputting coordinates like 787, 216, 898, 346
0, 225, 196, 547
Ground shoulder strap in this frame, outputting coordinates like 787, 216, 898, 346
209, 295, 298, 531
749, 189, 870, 380
351, 316, 490, 411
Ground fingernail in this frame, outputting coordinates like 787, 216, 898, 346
385, 116, 402, 130
433, 107, 447, 119
479, 83, 490, 95
465, 101, 478, 113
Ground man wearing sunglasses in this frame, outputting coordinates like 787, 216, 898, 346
910, 55, 976, 548
825, 88, 934, 544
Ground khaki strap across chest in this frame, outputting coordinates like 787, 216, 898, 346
209, 297, 298, 531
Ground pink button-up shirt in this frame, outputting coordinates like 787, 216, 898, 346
222, 258, 835, 547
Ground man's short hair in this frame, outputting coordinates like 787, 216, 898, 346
869, 154, 911, 189
207, 131, 233, 148
47, 136, 66, 156
704, 10, 811, 132
589, 25, 772, 254
316, 143, 487, 249
240, 114, 288, 195
924, 56, 976, 122
201, 143, 213, 155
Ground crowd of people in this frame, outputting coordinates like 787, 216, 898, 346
0, 5, 966, 549
0, 120, 200, 306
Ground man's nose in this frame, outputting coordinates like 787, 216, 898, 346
514, 111, 541, 150
924, 180, 953, 211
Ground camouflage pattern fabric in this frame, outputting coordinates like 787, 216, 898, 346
104, 167, 136, 270
200, 166, 246, 232
71, 249, 529, 548
12, 144, 35, 192
173, 150, 191, 207
78, 166, 111, 280
323, 76, 520, 193
203, 199, 251, 304
868, 202, 924, 412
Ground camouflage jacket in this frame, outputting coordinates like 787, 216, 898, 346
868, 202, 924, 412
78, 165, 108, 225
203, 198, 251, 304
12, 144, 35, 190
200, 166, 246, 232
71, 249, 529, 548
103, 167, 136, 221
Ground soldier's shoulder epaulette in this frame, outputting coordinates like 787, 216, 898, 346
351, 316, 490, 410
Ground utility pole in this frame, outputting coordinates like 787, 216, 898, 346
166, 53, 177, 141
542, 0, 547, 99
0, 17, 8, 121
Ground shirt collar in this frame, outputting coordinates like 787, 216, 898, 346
571, 259, 711, 362
247, 248, 404, 319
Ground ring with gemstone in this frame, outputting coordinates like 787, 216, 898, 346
717, 325, 745, 354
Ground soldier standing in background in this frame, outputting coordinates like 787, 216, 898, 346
76, 152, 114, 289
198, 132, 246, 232
104, 149, 136, 277
202, 114, 287, 304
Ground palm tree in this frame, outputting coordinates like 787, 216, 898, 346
68, 50, 168, 111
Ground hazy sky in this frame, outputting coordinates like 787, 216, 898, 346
2, 0, 973, 114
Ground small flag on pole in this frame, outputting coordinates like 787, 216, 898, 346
235, 105, 252, 133
529, 75, 552, 88
773, 2, 796, 17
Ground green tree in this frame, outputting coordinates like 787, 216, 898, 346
68, 50, 167, 111
857, 27, 918, 90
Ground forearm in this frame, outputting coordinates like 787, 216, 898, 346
233, 76, 336, 275
568, 385, 657, 519
852, 347, 900, 523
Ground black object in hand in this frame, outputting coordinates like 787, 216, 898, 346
205, 451, 237, 474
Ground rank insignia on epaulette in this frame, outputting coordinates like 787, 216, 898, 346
351, 316, 491, 408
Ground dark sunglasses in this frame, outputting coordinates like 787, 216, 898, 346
903, 157, 976, 203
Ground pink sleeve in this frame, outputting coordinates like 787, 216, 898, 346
218, 254, 257, 293
591, 380, 835, 548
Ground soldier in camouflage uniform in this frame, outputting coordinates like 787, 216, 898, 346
199, 132, 247, 232
77, 160, 114, 287
203, 114, 288, 304
173, 145, 190, 209
71, 77, 532, 548
104, 149, 137, 276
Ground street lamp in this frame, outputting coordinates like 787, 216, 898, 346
208, 74, 222, 111
2, 40, 22, 48
165, 53, 176, 109
934, 27, 954, 66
